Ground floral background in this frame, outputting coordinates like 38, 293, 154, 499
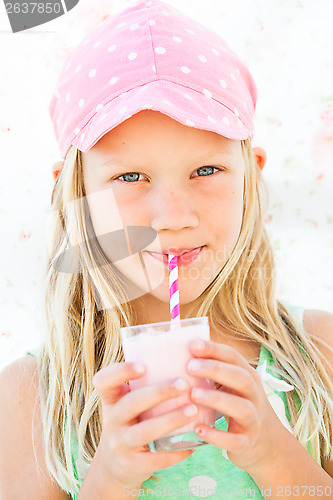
0, 0, 332, 369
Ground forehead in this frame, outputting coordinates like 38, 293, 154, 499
81, 110, 242, 166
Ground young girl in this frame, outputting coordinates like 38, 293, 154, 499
1, 1, 333, 499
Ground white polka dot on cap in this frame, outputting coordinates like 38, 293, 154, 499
50, 0, 257, 160
119, 106, 128, 115
203, 89, 213, 99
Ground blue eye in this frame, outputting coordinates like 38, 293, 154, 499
115, 166, 221, 183
117, 172, 144, 182
194, 166, 219, 177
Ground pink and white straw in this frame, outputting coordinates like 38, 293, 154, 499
168, 254, 180, 322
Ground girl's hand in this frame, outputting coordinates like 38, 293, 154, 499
92, 362, 197, 489
187, 339, 289, 473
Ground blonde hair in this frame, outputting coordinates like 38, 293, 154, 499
36, 139, 333, 495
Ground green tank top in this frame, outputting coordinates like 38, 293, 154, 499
26, 303, 319, 499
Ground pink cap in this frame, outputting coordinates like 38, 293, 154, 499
49, 0, 257, 160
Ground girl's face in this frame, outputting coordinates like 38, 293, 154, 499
82, 110, 245, 320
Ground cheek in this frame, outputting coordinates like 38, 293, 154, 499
212, 179, 244, 227
210, 181, 244, 259
85, 187, 125, 237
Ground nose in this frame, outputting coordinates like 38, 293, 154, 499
150, 186, 199, 232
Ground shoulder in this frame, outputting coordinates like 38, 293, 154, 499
0, 355, 69, 499
0, 351, 38, 379
303, 308, 333, 371
0, 354, 39, 409
303, 309, 333, 477
0, 354, 41, 413
303, 308, 333, 336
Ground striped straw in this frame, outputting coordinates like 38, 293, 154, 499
168, 254, 180, 322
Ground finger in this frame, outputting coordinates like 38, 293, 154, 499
92, 362, 146, 404
120, 402, 199, 450
111, 377, 192, 425
136, 447, 196, 472
191, 387, 257, 428
187, 358, 257, 400
194, 425, 248, 454
189, 340, 256, 373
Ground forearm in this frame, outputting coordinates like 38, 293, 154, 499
247, 431, 333, 500
77, 442, 141, 500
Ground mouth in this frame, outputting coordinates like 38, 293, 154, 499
145, 246, 204, 266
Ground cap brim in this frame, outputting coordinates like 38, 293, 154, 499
68, 80, 250, 157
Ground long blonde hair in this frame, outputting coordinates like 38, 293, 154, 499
36, 139, 333, 495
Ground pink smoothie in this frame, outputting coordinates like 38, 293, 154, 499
122, 322, 216, 435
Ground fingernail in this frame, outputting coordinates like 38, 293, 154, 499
188, 359, 202, 372
172, 378, 189, 391
191, 387, 205, 399
133, 363, 145, 373
193, 339, 205, 351
183, 404, 198, 417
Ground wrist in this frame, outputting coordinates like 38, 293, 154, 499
244, 422, 290, 480
94, 434, 143, 491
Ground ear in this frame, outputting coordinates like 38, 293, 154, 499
252, 147, 267, 170
52, 161, 64, 181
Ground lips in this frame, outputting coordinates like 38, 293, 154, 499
146, 246, 204, 266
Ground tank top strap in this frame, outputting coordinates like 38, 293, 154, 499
279, 299, 305, 331
25, 342, 43, 358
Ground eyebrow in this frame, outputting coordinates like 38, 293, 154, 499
97, 157, 120, 168
97, 149, 235, 169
